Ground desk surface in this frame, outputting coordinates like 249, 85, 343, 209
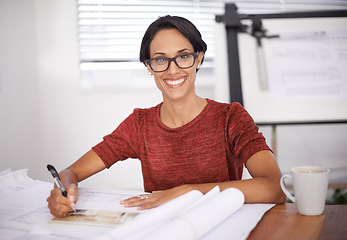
248, 203, 347, 240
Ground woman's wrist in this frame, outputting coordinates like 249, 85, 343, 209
60, 169, 79, 189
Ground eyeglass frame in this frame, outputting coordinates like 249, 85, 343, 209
145, 52, 199, 73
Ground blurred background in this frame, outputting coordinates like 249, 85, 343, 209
1, 0, 347, 196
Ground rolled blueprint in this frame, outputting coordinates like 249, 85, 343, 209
145, 188, 245, 240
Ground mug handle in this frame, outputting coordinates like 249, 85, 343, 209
280, 174, 295, 203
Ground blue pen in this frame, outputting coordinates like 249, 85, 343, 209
47, 164, 76, 212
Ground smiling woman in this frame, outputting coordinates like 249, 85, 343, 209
47, 15, 285, 218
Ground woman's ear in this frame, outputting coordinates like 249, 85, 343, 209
146, 64, 153, 75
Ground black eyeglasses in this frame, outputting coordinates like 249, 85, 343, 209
146, 52, 198, 72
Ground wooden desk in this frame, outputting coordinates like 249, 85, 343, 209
248, 203, 347, 240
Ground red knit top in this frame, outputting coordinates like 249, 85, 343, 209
92, 99, 271, 192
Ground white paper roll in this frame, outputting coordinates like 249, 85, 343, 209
146, 188, 245, 240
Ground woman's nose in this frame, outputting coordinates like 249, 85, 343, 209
166, 60, 180, 75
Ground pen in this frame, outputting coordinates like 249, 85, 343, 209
47, 164, 76, 212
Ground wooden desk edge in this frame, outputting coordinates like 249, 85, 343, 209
247, 203, 347, 240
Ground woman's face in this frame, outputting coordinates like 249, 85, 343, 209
147, 28, 204, 102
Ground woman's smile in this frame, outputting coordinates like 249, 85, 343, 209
164, 76, 186, 88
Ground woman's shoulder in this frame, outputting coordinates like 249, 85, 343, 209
206, 99, 244, 112
206, 99, 253, 125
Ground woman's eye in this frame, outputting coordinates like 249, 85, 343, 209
154, 58, 166, 64
178, 54, 189, 60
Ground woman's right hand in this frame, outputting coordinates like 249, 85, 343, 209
46, 150, 105, 217
47, 184, 78, 217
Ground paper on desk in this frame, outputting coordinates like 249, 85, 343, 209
76, 188, 143, 213
200, 203, 275, 240
0, 170, 275, 240
0, 228, 27, 240
0, 169, 145, 239
0, 169, 60, 240
0, 168, 12, 176
50, 209, 139, 227
0, 228, 80, 240
0, 169, 53, 232
0, 169, 39, 198
30, 187, 145, 239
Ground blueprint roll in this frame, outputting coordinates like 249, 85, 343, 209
146, 188, 245, 240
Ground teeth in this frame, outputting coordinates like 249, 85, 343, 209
166, 78, 185, 85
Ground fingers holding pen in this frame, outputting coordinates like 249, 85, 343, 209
47, 188, 73, 217
47, 184, 78, 217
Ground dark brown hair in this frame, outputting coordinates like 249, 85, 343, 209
139, 15, 207, 64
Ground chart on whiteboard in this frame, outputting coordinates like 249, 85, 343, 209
262, 28, 347, 103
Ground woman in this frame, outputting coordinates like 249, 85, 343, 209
47, 15, 285, 217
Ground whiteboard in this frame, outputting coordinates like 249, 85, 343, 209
237, 17, 347, 124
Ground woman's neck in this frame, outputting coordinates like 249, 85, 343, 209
160, 95, 208, 128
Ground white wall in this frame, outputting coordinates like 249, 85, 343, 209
0, 0, 39, 174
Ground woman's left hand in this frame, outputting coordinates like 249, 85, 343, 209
120, 185, 193, 210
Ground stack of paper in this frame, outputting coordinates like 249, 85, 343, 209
0, 169, 54, 239
0, 169, 144, 240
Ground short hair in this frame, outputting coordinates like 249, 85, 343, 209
139, 15, 207, 64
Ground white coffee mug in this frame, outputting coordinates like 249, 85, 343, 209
280, 166, 330, 216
